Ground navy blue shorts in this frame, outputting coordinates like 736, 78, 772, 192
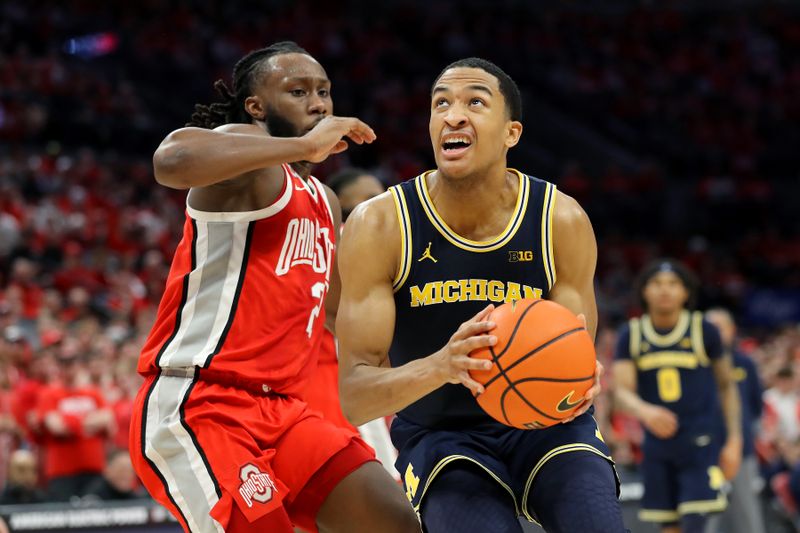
391, 412, 618, 524
639, 435, 727, 523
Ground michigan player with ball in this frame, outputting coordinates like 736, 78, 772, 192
336, 58, 626, 532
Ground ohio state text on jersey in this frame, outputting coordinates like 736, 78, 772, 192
138, 164, 335, 392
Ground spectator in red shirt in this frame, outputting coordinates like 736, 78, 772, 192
10, 329, 61, 443
37, 336, 115, 501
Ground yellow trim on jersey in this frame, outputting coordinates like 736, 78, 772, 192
636, 352, 700, 371
390, 186, 413, 291
411, 455, 520, 517
629, 317, 641, 359
639, 509, 680, 523
677, 495, 727, 515
692, 311, 710, 366
521, 443, 614, 523
641, 310, 691, 347
415, 170, 529, 252
541, 182, 557, 290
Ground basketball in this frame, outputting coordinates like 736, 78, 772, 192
469, 298, 596, 429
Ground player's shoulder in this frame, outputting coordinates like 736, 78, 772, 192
212, 123, 266, 135
341, 190, 399, 245
552, 189, 590, 227
350, 189, 397, 225
339, 191, 399, 280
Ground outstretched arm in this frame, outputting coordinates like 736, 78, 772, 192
153, 117, 376, 189
336, 194, 495, 426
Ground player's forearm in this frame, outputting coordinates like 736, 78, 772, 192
613, 387, 649, 420
153, 127, 311, 189
719, 380, 742, 441
340, 358, 445, 426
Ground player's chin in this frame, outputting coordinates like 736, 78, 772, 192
435, 157, 473, 179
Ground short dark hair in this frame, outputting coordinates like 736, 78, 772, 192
187, 41, 309, 129
432, 58, 522, 121
326, 168, 372, 196
636, 258, 699, 311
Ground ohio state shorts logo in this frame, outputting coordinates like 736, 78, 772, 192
238, 464, 278, 508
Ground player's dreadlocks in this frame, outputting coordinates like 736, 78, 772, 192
187, 41, 309, 129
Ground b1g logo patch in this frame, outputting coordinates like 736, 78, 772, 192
238, 464, 278, 508
508, 250, 534, 262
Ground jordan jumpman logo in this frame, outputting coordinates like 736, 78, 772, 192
418, 242, 438, 263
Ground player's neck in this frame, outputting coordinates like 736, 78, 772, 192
290, 161, 312, 179
428, 165, 516, 237
648, 308, 683, 330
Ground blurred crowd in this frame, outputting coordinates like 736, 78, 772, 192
0, 0, 799, 524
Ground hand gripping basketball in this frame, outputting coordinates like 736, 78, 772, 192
468, 299, 598, 429
432, 304, 498, 397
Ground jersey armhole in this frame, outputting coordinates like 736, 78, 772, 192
186, 165, 292, 222
390, 186, 413, 292
310, 176, 335, 226
540, 182, 557, 290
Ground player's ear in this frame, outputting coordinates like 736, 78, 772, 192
244, 95, 266, 121
505, 120, 522, 148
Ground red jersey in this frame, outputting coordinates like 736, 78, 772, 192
138, 165, 336, 395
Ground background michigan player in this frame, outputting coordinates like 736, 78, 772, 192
336, 58, 626, 532
613, 260, 742, 533
706, 307, 766, 533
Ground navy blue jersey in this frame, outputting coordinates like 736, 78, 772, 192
716, 350, 763, 457
615, 311, 724, 452
388, 170, 557, 428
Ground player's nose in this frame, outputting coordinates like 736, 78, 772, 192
443, 105, 468, 128
308, 95, 328, 115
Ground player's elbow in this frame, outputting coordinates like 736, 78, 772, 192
153, 133, 192, 189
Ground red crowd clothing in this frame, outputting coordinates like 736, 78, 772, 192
137, 165, 336, 397
37, 384, 108, 479
112, 395, 133, 450
11, 377, 46, 443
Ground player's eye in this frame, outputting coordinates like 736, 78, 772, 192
290, 89, 306, 97
318, 89, 330, 98
434, 98, 449, 108
470, 98, 485, 106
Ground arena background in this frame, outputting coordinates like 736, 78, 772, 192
0, 0, 798, 531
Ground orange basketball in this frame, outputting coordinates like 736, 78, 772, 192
469, 298, 596, 429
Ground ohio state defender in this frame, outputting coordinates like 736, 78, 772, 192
129, 41, 418, 533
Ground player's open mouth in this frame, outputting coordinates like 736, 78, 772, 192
441, 135, 473, 158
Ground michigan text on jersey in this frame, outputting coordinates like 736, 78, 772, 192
409, 279, 543, 307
